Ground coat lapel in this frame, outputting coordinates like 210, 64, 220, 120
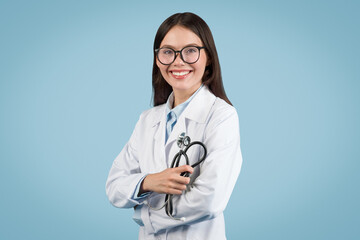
183, 86, 216, 124
152, 106, 168, 169
164, 86, 216, 164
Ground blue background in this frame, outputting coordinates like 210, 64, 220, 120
1, 0, 359, 239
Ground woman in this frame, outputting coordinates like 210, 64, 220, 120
106, 12, 242, 240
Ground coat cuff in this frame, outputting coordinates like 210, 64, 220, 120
131, 174, 150, 202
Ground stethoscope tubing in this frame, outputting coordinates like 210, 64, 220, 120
165, 141, 207, 219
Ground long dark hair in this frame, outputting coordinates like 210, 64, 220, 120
152, 12, 232, 106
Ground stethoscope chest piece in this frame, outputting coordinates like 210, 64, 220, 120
177, 132, 191, 149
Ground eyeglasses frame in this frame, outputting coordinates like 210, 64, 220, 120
155, 46, 206, 65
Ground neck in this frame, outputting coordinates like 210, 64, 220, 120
172, 84, 202, 108
173, 93, 191, 108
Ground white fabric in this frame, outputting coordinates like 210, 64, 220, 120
106, 86, 242, 240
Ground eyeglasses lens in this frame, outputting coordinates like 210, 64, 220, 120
158, 47, 200, 65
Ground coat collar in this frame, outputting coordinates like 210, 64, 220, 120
182, 85, 216, 123
151, 85, 216, 128
152, 86, 216, 159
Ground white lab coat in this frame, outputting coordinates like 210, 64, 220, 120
106, 86, 242, 240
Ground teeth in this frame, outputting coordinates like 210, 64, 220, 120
172, 71, 190, 76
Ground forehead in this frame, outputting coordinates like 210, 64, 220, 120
160, 25, 203, 48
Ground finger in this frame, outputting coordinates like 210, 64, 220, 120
167, 189, 183, 195
172, 175, 191, 185
171, 182, 187, 191
174, 165, 193, 174
165, 183, 187, 195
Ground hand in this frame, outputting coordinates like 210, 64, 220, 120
140, 165, 193, 195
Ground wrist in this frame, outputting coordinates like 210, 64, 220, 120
139, 174, 151, 194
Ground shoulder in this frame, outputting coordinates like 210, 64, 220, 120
204, 97, 240, 145
208, 97, 238, 125
136, 104, 166, 127
200, 85, 238, 120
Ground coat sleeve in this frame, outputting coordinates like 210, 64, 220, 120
105, 115, 148, 208
142, 105, 242, 233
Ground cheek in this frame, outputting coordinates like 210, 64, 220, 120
156, 60, 167, 72
156, 61, 170, 80
197, 54, 208, 70
194, 58, 207, 74
156, 59, 161, 69
156, 60, 162, 72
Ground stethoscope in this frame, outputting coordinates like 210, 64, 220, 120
147, 132, 207, 221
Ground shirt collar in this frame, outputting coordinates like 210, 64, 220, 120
151, 85, 216, 127
165, 84, 204, 119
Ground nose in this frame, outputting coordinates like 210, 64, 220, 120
173, 52, 185, 65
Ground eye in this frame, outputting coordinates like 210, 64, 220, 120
161, 48, 174, 55
184, 47, 197, 54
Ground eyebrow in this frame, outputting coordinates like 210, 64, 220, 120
159, 43, 202, 49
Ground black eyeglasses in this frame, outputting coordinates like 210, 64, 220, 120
155, 46, 206, 65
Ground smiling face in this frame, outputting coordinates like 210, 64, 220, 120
156, 25, 208, 105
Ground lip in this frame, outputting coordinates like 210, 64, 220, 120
169, 70, 193, 79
